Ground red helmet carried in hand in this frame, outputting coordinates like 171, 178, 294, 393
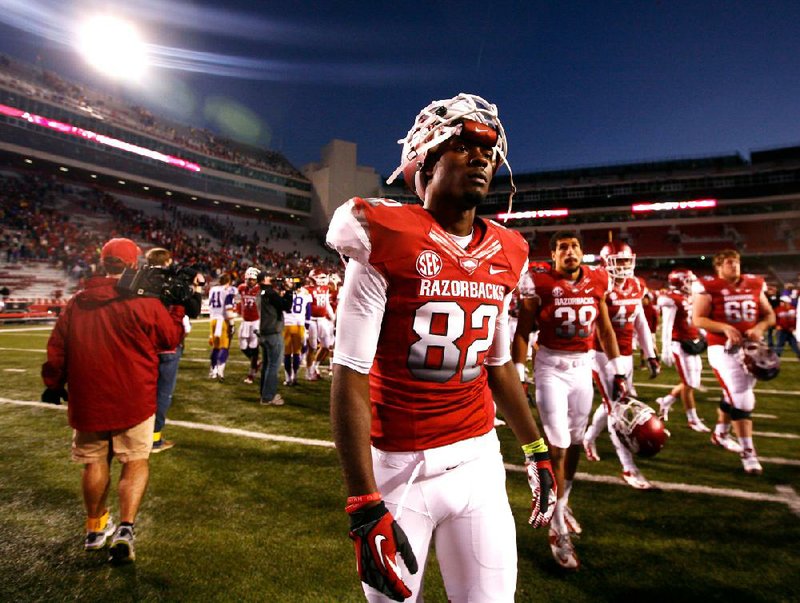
668, 269, 695, 294
611, 398, 669, 457
740, 339, 780, 381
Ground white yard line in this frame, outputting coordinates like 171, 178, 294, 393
753, 431, 800, 440
2, 397, 797, 517
634, 382, 800, 396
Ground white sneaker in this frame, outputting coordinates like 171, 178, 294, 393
711, 431, 743, 454
622, 469, 655, 490
564, 506, 582, 536
269, 394, 285, 406
84, 517, 116, 551
687, 418, 711, 433
208, 367, 218, 379
549, 527, 580, 569
583, 438, 600, 462
656, 396, 673, 421
243, 376, 254, 384
740, 449, 763, 475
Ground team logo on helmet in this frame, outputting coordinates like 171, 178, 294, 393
739, 340, 780, 381
416, 250, 443, 278
611, 398, 669, 457
599, 240, 636, 282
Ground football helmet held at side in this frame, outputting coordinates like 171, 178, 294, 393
610, 398, 669, 457
739, 339, 780, 381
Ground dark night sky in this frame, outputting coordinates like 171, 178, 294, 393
1, 0, 799, 178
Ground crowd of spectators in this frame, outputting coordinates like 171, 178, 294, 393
0, 55, 304, 179
0, 173, 339, 299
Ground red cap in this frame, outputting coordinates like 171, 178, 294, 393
100, 238, 140, 266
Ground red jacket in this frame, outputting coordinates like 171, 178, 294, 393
42, 276, 185, 432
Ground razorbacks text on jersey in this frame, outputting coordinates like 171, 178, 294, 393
693, 274, 766, 346
237, 283, 261, 322
327, 197, 528, 452
657, 289, 698, 341
519, 264, 611, 353
595, 276, 644, 356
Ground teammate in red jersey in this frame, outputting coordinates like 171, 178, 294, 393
655, 270, 711, 432
327, 93, 555, 602
693, 249, 775, 474
305, 269, 335, 380
513, 230, 623, 570
237, 267, 262, 384
774, 295, 799, 358
582, 240, 660, 490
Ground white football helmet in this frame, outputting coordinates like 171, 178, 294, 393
329, 272, 342, 288
599, 240, 636, 282
610, 398, 669, 457
309, 268, 329, 287
244, 267, 260, 281
386, 93, 514, 208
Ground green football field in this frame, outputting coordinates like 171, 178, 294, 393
1, 321, 798, 602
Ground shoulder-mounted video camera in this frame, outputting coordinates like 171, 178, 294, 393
117, 265, 199, 307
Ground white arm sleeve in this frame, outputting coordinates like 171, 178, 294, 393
485, 291, 513, 366
326, 199, 371, 264
660, 302, 676, 348
332, 259, 387, 374
633, 303, 656, 357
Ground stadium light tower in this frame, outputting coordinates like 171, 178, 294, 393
76, 15, 149, 81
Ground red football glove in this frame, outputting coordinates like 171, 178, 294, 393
348, 502, 418, 601
612, 374, 628, 401
525, 452, 557, 528
647, 357, 661, 379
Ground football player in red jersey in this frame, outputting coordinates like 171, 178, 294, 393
305, 269, 335, 380
512, 230, 623, 570
582, 240, 660, 490
655, 270, 711, 432
692, 249, 775, 474
326, 93, 556, 602
774, 295, 799, 358
237, 267, 262, 384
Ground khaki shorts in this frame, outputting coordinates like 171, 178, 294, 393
72, 415, 155, 464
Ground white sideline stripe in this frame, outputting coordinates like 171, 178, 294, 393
166, 419, 335, 449
0, 347, 46, 353
761, 457, 800, 467
634, 382, 800, 396
775, 486, 800, 516
0, 326, 55, 333
753, 431, 800, 440
752, 413, 778, 419
2, 397, 797, 516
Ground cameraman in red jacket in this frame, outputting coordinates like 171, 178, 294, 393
42, 238, 186, 565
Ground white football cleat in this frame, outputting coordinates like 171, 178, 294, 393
740, 449, 763, 475
564, 506, 582, 536
208, 367, 218, 379
711, 432, 743, 454
549, 527, 580, 570
622, 469, 655, 490
583, 438, 601, 462
687, 418, 711, 433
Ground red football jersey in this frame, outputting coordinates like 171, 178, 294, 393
695, 274, 766, 346
308, 284, 333, 318
657, 289, 698, 341
776, 301, 796, 332
594, 276, 644, 356
520, 264, 611, 353
329, 197, 528, 452
237, 283, 260, 321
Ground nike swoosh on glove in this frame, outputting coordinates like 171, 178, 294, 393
526, 452, 557, 528
349, 501, 418, 601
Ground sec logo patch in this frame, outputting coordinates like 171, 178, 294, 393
416, 250, 443, 278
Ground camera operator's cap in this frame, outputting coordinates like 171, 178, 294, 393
101, 238, 141, 267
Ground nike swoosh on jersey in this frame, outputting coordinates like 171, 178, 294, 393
489, 266, 507, 274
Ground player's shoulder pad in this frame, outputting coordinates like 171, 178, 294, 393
486, 219, 529, 274
326, 197, 416, 265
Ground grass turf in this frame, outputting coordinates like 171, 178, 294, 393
1, 323, 798, 601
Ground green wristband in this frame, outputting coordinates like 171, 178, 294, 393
522, 438, 548, 456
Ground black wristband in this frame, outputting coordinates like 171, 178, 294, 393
349, 500, 387, 529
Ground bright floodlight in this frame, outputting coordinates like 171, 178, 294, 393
77, 16, 148, 81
